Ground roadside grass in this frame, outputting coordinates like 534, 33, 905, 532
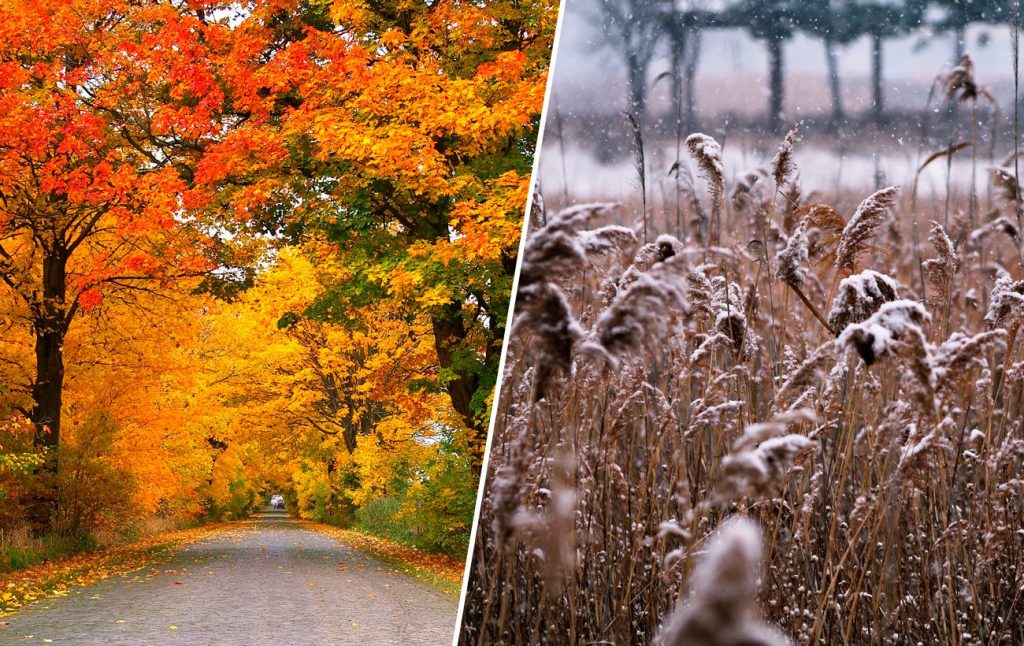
0, 524, 229, 617
301, 520, 465, 596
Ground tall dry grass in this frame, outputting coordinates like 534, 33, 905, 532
460, 117, 1024, 643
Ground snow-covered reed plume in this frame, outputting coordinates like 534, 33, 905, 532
576, 225, 639, 259
717, 430, 814, 503
776, 222, 808, 288
922, 220, 958, 312
712, 276, 749, 355
512, 282, 584, 399
656, 518, 791, 646
834, 186, 899, 273
989, 165, 1021, 206
519, 202, 618, 287
839, 299, 930, 366
942, 53, 993, 103
932, 330, 1005, 397
985, 272, 1024, 328
730, 166, 771, 213
594, 254, 689, 358
686, 133, 725, 208
514, 203, 617, 398
775, 341, 838, 410
827, 269, 899, 336
771, 124, 801, 188
970, 214, 1020, 246
686, 264, 716, 323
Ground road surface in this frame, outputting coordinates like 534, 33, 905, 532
1, 511, 458, 645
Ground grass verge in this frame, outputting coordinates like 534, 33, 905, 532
0, 523, 228, 617
300, 520, 465, 596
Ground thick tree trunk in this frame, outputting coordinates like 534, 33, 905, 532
871, 32, 884, 123
825, 37, 843, 125
431, 300, 484, 472
31, 250, 68, 451
768, 37, 785, 134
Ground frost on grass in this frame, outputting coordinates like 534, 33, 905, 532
656, 518, 791, 646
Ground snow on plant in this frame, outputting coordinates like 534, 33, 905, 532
462, 124, 1024, 646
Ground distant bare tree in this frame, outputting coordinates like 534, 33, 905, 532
664, 1, 715, 133
798, 1, 860, 125
849, 0, 927, 122
584, 0, 669, 119
729, 0, 800, 133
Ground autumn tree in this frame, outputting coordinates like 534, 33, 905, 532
198, 0, 557, 469
0, 1, 235, 454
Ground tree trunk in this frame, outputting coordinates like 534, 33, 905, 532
668, 25, 686, 139
31, 249, 68, 452
684, 30, 701, 133
431, 300, 484, 472
954, 24, 966, 62
768, 36, 785, 134
825, 36, 843, 125
871, 32, 884, 123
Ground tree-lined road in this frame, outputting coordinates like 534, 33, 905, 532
2, 512, 458, 645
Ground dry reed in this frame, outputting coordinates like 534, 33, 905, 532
460, 123, 1024, 646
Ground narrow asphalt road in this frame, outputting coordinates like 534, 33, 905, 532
1, 512, 458, 645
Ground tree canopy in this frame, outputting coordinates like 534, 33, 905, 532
0, 0, 555, 557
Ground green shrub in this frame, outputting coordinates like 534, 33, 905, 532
399, 448, 476, 558
353, 495, 416, 544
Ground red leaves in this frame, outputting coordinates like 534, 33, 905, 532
78, 289, 103, 313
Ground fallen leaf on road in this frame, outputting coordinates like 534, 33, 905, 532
174, 582, 182, 585
169, 625, 178, 630
115, 620, 126, 624
0, 621, 8, 627
0, 524, 228, 618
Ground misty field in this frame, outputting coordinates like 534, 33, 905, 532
459, 59, 1024, 645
